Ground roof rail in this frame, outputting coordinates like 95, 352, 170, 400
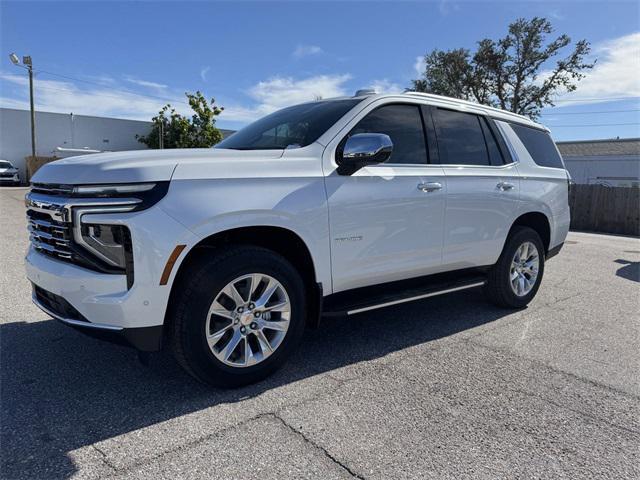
403, 91, 533, 123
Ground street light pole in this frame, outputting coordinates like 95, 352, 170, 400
25, 56, 36, 160
9, 53, 36, 160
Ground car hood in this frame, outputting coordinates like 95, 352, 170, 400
30, 148, 286, 185
0, 167, 18, 174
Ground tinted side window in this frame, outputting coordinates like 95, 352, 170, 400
511, 124, 564, 168
350, 104, 428, 165
480, 119, 504, 166
434, 109, 490, 166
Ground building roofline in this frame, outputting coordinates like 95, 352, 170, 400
556, 138, 640, 145
0, 106, 152, 123
0, 107, 235, 133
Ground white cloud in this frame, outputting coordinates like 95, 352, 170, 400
0, 95, 29, 110
549, 32, 640, 106
222, 74, 352, 122
0, 69, 355, 125
250, 74, 350, 106
438, 0, 460, 16
414, 55, 426, 77
292, 44, 324, 59
200, 66, 210, 82
366, 79, 403, 94
86, 74, 117, 86
0, 72, 188, 120
124, 76, 168, 91
549, 10, 565, 21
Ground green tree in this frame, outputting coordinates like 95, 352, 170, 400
411, 17, 595, 119
137, 91, 224, 149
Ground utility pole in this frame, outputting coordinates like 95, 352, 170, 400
9, 53, 36, 160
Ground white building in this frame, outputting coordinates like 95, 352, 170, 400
0, 108, 152, 182
557, 138, 640, 188
0, 108, 233, 183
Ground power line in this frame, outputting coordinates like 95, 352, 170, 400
33, 69, 640, 107
34, 69, 189, 105
9, 66, 640, 122
549, 96, 640, 104
26, 84, 187, 106
546, 122, 640, 128
540, 109, 640, 116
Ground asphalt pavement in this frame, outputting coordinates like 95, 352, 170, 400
1, 186, 638, 479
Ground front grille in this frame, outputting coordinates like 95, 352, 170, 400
0, 172, 16, 178
27, 209, 75, 261
26, 187, 133, 284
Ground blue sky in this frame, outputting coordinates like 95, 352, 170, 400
1, 0, 639, 141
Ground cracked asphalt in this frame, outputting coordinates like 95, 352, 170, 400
1, 186, 639, 479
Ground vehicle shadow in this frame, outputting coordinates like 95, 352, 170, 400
1, 287, 511, 479
614, 259, 640, 283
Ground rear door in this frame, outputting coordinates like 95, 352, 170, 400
429, 107, 520, 269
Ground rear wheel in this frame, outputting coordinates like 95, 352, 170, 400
170, 246, 306, 387
484, 226, 545, 308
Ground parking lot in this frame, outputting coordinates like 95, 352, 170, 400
1, 185, 638, 479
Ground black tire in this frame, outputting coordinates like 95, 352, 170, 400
170, 245, 306, 387
484, 226, 545, 309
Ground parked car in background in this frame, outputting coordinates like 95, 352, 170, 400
0, 160, 20, 186
24, 91, 570, 387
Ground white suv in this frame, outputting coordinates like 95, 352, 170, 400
0, 159, 21, 186
25, 92, 570, 386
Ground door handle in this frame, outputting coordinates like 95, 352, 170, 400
417, 182, 442, 192
497, 181, 515, 191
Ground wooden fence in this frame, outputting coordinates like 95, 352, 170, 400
569, 184, 640, 236
25, 156, 59, 182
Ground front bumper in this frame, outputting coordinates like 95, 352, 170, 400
0, 175, 20, 184
25, 200, 200, 348
32, 284, 163, 351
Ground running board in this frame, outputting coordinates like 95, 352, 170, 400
322, 271, 487, 317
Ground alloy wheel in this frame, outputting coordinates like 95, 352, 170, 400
510, 241, 540, 297
205, 273, 291, 367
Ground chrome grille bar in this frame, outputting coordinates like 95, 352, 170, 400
30, 236, 73, 259
27, 226, 70, 245
27, 216, 67, 231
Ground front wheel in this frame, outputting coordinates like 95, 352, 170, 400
170, 246, 306, 387
484, 226, 545, 308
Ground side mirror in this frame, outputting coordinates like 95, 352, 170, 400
337, 133, 393, 175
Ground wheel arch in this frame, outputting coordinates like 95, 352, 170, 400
508, 211, 551, 253
164, 225, 323, 336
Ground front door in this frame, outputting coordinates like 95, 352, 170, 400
325, 103, 446, 293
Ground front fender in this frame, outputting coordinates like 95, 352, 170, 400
158, 177, 331, 290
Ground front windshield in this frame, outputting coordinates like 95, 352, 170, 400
0, 161, 12, 169
216, 99, 361, 150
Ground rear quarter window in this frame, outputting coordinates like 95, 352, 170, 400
510, 124, 564, 169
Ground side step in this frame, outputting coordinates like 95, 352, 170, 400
322, 270, 487, 317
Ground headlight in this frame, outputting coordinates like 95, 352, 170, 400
73, 183, 156, 196
70, 182, 169, 210
67, 182, 167, 288
79, 223, 132, 270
